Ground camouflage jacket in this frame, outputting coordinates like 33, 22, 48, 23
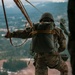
10, 24, 66, 53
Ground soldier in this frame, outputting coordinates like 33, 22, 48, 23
5, 12, 68, 75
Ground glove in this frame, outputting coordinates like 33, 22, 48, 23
5, 31, 11, 38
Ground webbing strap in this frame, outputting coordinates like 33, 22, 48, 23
2, 0, 28, 47
14, 0, 33, 28
25, 0, 42, 14
31, 30, 56, 35
2, 0, 14, 46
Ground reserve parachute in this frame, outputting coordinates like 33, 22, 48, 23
31, 22, 55, 53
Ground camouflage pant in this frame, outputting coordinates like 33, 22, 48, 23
34, 51, 68, 75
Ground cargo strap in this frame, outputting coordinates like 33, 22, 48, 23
30, 30, 56, 35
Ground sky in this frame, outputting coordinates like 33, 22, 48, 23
0, 0, 68, 7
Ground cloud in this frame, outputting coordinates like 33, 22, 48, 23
6, 5, 15, 8
29, 0, 67, 2
0, 0, 14, 7
0, 0, 68, 8
0, 0, 27, 7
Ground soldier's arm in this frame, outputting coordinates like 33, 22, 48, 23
58, 29, 66, 53
5, 27, 32, 39
59, 18, 69, 36
60, 23, 69, 36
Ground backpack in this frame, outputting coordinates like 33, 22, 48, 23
31, 22, 55, 53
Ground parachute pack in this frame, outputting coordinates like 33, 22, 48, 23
31, 22, 56, 53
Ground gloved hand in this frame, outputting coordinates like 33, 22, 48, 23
5, 31, 11, 38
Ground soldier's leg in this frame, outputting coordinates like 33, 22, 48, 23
55, 59, 68, 75
35, 56, 48, 75
44, 52, 68, 75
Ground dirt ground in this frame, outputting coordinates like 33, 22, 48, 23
0, 59, 72, 75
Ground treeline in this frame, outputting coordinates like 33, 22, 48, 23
0, 40, 31, 59
0, 72, 8, 75
0, 49, 31, 60
3, 59, 27, 72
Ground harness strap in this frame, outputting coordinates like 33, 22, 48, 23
2, 0, 28, 47
14, 0, 33, 28
2, 0, 14, 46
30, 30, 56, 35
25, 0, 42, 14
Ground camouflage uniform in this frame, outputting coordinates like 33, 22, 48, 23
5, 12, 68, 75
33, 13, 68, 75
34, 27, 68, 75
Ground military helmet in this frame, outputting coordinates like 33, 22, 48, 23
40, 12, 54, 22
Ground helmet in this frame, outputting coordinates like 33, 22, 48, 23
39, 12, 54, 22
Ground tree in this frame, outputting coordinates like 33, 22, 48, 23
3, 59, 27, 72
0, 71, 8, 75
